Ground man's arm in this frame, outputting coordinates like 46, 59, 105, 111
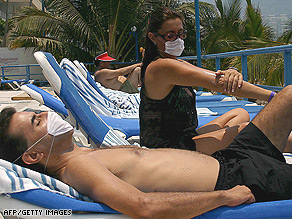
95, 63, 141, 79
114, 63, 142, 76
62, 155, 254, 219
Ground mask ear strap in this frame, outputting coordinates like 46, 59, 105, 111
13, 133, 49, 164
44, 135, 55, 173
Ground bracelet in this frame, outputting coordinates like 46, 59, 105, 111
228, 67, 239, 71
268, 91, 276, 103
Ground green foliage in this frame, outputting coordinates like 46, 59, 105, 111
9, 0, 187, 62
0, 18, 5, 36
9, 0, 150, 61
278, 18, 292, 44
182, 0, 286, 87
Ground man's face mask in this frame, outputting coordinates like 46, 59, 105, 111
14, 111, 73, 171
46, 111, 73, 136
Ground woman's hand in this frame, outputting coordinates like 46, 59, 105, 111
215, 69, 243, 94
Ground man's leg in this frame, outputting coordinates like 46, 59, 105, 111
252, 85, 292, 153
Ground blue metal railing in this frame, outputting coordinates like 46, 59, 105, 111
0, 64, 44, 81
182, 44, 292, 91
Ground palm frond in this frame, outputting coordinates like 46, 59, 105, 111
278, 18, 292, 43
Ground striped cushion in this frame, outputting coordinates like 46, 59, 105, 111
0, 159, 92, 201
60, 59, 140, 119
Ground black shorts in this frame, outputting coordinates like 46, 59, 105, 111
212, 122, 292, 202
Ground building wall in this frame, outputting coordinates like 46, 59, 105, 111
0, 47, 45, 81
0, 0, 42, 20
264, 14, 289, 39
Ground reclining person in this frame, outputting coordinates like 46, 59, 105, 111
94, 52, 141, 94
2, 86, 292, 218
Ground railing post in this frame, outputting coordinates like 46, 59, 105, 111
284, 50, 292, 86
215, 57, 221, 94
241, 55, 248, 82
195, 0, 202, 67
1, 67, 4, 80
215, 57, 220, 71
241, 55, 248, 100
26, 65, 30, 80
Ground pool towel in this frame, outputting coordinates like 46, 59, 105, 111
0, 158, 92, 202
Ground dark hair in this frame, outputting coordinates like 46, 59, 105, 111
141, 7, 183, 80
0, 107, 46, 174
94, 59, 101, 67
94, 51, 106, 67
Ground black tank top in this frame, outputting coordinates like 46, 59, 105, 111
139, 84, 199, 150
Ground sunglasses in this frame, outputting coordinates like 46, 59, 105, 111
154, 30, 187, 41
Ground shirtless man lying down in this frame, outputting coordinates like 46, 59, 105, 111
1, 86, 292, 219
94, 52, 141, 94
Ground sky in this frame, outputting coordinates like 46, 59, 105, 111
185, 0, 292, 18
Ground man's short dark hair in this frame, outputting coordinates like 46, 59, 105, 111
94, 59, 101, 67
0, 107, 46, 174
94, 51, 105, 67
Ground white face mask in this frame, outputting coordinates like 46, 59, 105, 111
164, 38, 185, 57
14, 112, 73, 172
46, 111, 73, 136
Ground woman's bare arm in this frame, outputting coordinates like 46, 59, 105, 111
144, 58, 272, 101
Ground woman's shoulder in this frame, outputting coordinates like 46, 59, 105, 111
148, 57, 181, 69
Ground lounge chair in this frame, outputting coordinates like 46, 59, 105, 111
2, 157, 292, 218
74, 60, 141, 109
34, 51, 130, 147
1, 79, 33, 90
0, 158, 124, 218
20, 83, 68, 117
61, 58, 140, 117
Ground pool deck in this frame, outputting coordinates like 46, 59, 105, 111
0, 89, 50, 112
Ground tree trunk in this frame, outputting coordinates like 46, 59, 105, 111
3, 0, 9, 47
108, 24, 115, 56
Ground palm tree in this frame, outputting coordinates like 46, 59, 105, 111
3, 0, 9, 47
256, 17, 292, 87
239, 0, 284, 87
278, 18, 292, 44
9, 0, 192, 62
8, 0, 154, 62
0, 18, 5, 45
242, 0, 276, 48
177, 1, 217, 57
181, 0, 285, 87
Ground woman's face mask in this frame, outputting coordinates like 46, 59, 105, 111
14, 111, 73, 171
164, 38, 185, 57
156, 36, 185, 57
